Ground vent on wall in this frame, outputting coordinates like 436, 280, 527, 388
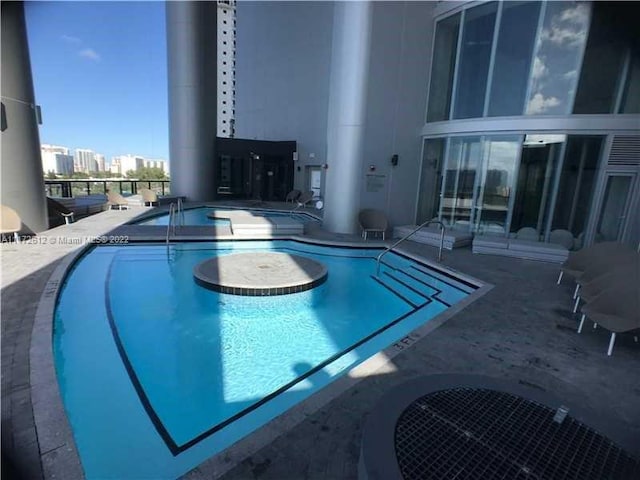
609, 135, 640, 165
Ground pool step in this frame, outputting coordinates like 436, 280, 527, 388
399, 266, 469, 306
371, 270, 434, 309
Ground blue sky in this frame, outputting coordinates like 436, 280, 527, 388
25, 1, 169, 163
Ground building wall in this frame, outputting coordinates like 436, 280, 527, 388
360, 1, 434, 226
217, 0, 236, 137
234, 1, 334, 192
235, 1, 434, 225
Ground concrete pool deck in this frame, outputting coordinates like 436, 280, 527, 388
1, 204, 639, 479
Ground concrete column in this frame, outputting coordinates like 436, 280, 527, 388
323, 1, 372, 234
166, 1, 217, 201
1, 1, 48, 233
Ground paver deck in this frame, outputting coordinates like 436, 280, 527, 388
1, 204, 639, 480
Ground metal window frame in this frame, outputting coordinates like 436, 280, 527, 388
522, 0, 547, 115
482, 2, 503, 117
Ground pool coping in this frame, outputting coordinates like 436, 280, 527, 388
30, 234, 492, 480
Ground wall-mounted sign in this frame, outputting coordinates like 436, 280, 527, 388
366, 174, 386, 193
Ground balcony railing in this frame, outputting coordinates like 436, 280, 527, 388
44, 179, 171, 198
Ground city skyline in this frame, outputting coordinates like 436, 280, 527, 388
25, 1, 169, 163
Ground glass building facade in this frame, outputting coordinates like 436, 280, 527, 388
418, 1, 640, 249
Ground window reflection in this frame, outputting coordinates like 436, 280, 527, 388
474, 137, 520, 235
439, 137, 482, 229
426, 14, 460, 123
552, 136, 603, 246
511, 135, 565, 235
525, 3, 589, 115
488, 1, 540, 117
452, 2, 498, 119
416, 139, 446, 223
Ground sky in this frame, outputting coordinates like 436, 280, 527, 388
25, 1, 169, 163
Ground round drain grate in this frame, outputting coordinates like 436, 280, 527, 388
395, 388, 639, 480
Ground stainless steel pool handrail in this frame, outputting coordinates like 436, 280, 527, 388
177, 197, 184, 226
375, 220, 446, 276
166, 202, 176, 246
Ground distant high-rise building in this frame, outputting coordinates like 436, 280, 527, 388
117, 154, 145, 175
74, 148, 96, 173
110, 157, 121, 175
144, 158, 168, 175
40, 144, 69, 174
217, 0, 236, 138
55, 154, 74, 175
95, 154, 106, 172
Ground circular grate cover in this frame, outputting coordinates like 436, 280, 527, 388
395, 388, 639, 480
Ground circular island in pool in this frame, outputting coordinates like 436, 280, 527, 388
193, 252, 328, 296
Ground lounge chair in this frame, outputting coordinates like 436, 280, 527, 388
139, 188, 158, 207
47, 197, 74, 224
579, 284, 640, 356
0, 204, 21, 242
358, 209, 388, 240
575, 263, 638, 315
295, 191, 314, 208
556, 241, 631, 287
107, 191, 130, 210
285, 189, 301, 203
572, 252, 639, 312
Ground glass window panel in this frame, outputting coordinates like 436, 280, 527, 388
416, 138, 446, 223
525, 2, 589, 115
439, 137, 482, 230
552, 136, 603, 243
595, 175, 634, 243
474, 136, 520, 235
511, 135, 565, 235
573, 3, 628, 114
488, 1, 541, 117
452, 2, 498, 119
426, 14, 460, 123
620, 54, 640, 113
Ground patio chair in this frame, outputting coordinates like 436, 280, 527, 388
575, 263, 638, 316
47, 197, 74, 224
515, 227, 539, 241
579, 284, 640, 356
358, 208, 388, 240
107, 191, 130, 210
549, 229, 574, 250
139, 188, 158, 207
295, 191, 314, 208
556, 241, 631, 290
570, 250, 639, 311
0, 204, 21, 243
285, 189, 301, 203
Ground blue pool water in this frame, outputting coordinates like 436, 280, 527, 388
54, 240, 475, 479
137, 207, 319, 226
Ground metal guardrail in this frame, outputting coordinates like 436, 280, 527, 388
376, 220, 446, 276
44, 179, 170, 198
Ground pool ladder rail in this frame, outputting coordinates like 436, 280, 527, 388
375, 220, 446, 276
165, 198, 184, 246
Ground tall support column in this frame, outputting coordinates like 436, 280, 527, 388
1, 1, 48, 233
166, 1, 217, 201
323, 1, 372, 234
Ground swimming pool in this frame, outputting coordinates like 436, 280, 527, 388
54, 240, 476, 478
137, 207, 319, 226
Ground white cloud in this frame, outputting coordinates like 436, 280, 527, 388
532, 57, 548, 80
540, 4, 589, 49
562, 70, 577, 81
61, 34, 82, 44
78, 48, 101, 62
527, 93, 561, 114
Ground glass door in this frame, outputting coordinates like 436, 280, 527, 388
593, 172, 638, 243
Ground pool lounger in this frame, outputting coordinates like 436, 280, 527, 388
393, 225, 472, 250
473, 235, 569, 263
